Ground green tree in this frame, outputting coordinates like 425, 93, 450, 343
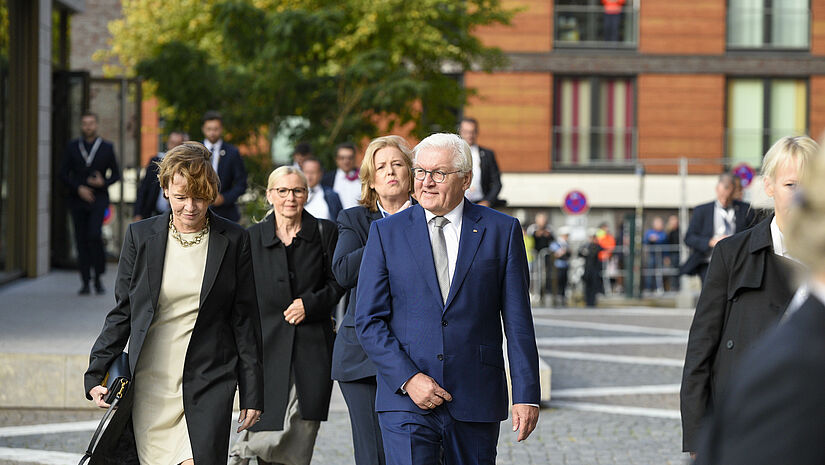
105, 0, 514, 162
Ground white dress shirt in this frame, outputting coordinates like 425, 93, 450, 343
714, 201, 737, 237
424, 202, 464, 285
204, 139, 222, 173
304, 185, 331, 220
334, 169, 362, 210
466, 145, 484, 202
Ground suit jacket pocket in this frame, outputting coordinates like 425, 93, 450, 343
479, 344, 504, 370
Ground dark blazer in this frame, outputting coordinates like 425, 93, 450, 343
478, 146, 503, 206
83, 212, 264, 465
355, 200, 540, 421
247, 211, 345, 431
321, 170, 336, 190
697, 295, 825, 465
680, 216, 801, 452
132, 155, 163, 219
209, 141, 247, 222
681, 200, 755, 275
323, 186, 344, 222
331, 206, 384, 382
60, 137, 121, 209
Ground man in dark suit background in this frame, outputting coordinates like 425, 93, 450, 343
202, 111, 247, 222
303, 157, 343, 221
60, 112, 121, 295
133, 131, 186, 221
458, 117, 503, 208
321, 142, 362, 210
356, 133, 540, 465
681, 173, 755, 283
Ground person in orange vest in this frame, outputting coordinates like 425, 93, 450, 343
596, 222, 616, 263
602, 0, 626, 42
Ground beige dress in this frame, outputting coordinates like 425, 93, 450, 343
132, 229, 209, 465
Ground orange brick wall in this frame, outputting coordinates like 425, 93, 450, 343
810, 77, 825, 139
473, 0, 552, 52
637, 74, 725, 174
813, 0, 825, 55
640, 0, 725, 55
140, 97, 160, 167
464, 72, 551, 172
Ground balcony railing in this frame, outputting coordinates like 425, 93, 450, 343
555, 5, 638, 49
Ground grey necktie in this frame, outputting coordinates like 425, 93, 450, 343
430, 216, 450, 304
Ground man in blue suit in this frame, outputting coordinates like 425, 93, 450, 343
355, 133, 540, 465
202, 111, 248, 222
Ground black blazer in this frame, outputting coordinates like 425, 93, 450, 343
478, 146, 503, 206
247, 211, 345, 431
60, 137, 121, 208
132, 155, 163, 219
209, 141, 248, 222
83, 212, 264, 465
681, 200, 755, 275
331, 205, 384, 382
680, 216, 801, 452
697, 295, 825, 465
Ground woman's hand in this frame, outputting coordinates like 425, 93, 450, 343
237, 409, 262, 433
89, 385, 111, 409
283, 298, 306, 325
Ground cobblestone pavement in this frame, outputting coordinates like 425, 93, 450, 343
0, 306, 693, 464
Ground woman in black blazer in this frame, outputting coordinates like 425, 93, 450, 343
680, 136, 818, 457
84, 142, 263, 465
230, 166, 344, 465
331, 135, 415, 465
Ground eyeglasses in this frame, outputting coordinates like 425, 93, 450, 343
269, 187, 308, 198
412, 168, 462, 184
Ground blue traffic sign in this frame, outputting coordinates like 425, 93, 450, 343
733, 163, 756, 188
562, 190, 589, 215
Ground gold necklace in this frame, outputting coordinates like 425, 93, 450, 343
169, 215, 209, 247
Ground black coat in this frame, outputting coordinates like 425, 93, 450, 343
680, 216, 801, 452
209, 141, 248, 222
681, 200, 755, 275
330, 206, 384, 382
132, 155, 164, 219
478, 146, 503, 206
697, 295, 825, 465
60, 137, 121, 209
83, 212, 264, 465
247, 211, 345, 430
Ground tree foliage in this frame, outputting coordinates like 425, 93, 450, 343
102, 0, 515, 161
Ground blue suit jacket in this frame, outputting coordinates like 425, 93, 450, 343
323, 187, 344, 223
210, 142, 247, 222
355, 199, 540, 422
331, 206, 384, 382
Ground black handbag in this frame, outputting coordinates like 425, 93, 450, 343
79, 352, 131, 465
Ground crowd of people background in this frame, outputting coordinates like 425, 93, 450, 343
65, 108, 825, 464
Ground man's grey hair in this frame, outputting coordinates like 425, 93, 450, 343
413, 133, 473, 173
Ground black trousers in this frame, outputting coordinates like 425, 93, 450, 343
339, 377, 386, 465
71, 205, 107, 283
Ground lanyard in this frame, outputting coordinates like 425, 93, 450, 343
79, 137, 102, 167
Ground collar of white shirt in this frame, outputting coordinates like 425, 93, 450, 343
770, 216, 786, 257
424, 200, 464, 231
204, 139, 222, 152
377, 197, 412, 218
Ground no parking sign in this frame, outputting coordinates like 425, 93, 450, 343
733, 163, 756, 188
562, 190, 589, 215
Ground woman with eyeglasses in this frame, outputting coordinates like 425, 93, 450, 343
229, 166, 345, 465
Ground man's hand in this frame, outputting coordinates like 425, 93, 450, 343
86, 172, 105, 188
405, 373, 452, 410
133, 215, 143, 222
283, 298, 306, 326
237, 408, 262, 433
512, 404, 539, 442
78, 185, 95, 203
89, 385, 110, 409
213, 193, 225, 206
709, 235, 728, 248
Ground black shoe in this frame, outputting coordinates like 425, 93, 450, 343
78, 284, 91, 295
94, 280, 105, 295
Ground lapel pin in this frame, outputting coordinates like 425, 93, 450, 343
220, 149, 226, 156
